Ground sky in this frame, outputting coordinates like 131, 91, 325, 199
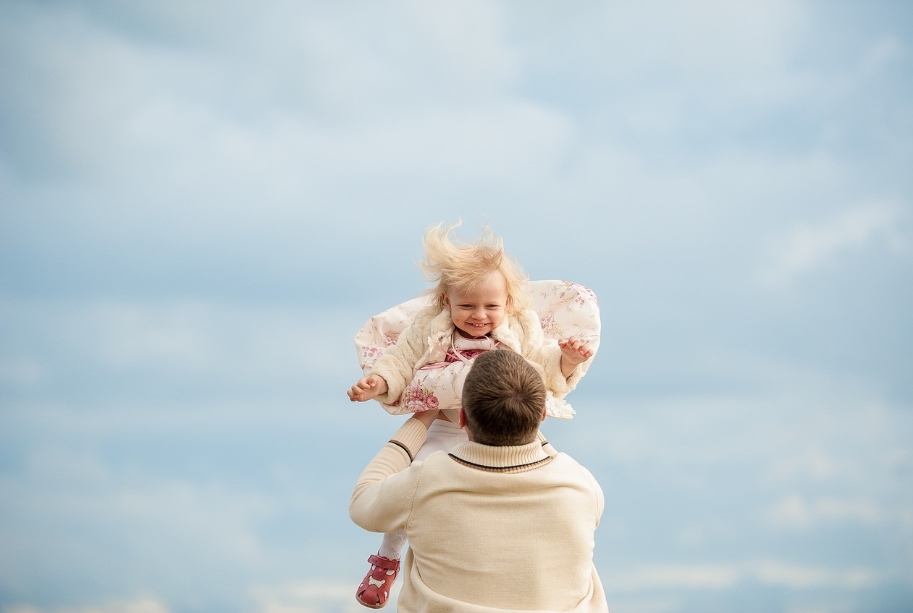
0, 1, 912, 612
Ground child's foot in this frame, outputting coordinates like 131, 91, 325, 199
355, 554, 400, 609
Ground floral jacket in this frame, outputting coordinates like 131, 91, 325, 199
369, 305, 586, 412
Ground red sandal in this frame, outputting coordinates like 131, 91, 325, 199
355, 554, 401, 609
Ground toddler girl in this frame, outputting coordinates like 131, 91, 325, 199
346, 222, 594, 609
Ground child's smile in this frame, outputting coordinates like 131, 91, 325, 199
445, 271, 509, 339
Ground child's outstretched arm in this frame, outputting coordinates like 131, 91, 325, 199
348, 374, 390, 402
558, 336, 595, 379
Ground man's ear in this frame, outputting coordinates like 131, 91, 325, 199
458, 408, 473, 441
540, 406, 547, 422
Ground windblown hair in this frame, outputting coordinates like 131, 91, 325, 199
462, 350, 546, 446
419, 221, 529, 313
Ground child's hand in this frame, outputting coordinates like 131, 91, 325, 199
558, 337, 594, 378
347, 374, 389, 402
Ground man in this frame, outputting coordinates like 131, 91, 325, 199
349, 350, 608, 612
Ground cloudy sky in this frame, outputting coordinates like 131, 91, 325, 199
1, 1, 911, 612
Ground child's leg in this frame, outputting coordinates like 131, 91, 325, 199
377, 529, 407, 560
415, 417, 468, 460
357, 419, 468, 608
378, 418, 469, 559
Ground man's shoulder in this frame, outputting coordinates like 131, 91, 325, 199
549, 452, 602, 486
410, 450, 454, 471
551, 450, 586, 467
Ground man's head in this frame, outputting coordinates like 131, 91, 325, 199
460, 350, 547, 446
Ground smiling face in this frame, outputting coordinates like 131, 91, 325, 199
444, 271, 509, 339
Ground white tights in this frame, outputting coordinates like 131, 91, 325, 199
376, 418, 468, 560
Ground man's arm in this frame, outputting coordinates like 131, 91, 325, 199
348, 414, 435, 533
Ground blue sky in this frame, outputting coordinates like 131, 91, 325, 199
1, 1, 911, 612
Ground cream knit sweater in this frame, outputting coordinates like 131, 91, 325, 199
350, 418, 609, 613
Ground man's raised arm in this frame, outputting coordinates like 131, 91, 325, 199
348, 412, 437, 534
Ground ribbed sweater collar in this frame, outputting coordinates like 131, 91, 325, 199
448, 440, 550, 471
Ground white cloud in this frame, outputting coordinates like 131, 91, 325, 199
251, 580, 400, 613
765, 495, 887, 529
609, 565, 740, 591
575, 377, 903, 470
767, 447, 840, 482
1, 472, 277, 558
0, 0, 577, 256
598, 597, 681, 613
3, 596, 171, 613
0, 297, 359, 393
0, 357, 45, 386
576, 0, 806, 79
753, 561, 880, 589
0, 466, 283, 606
0, 1, 525, 180
860, 35, 905, 76
392, 0, 517, 90
607, 562, 883, 592
23, 446, 110, 485
757, 202, 908, 287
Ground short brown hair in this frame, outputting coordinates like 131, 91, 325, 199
462, 350, 546, 446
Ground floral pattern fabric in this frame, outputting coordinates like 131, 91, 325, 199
402, 334, 499, 414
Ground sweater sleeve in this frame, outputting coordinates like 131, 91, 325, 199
369, 309, 436, 405
349, 419, 428, 534
516, 309, 581, 397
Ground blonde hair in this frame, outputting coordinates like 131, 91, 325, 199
420, 221, 529, 313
